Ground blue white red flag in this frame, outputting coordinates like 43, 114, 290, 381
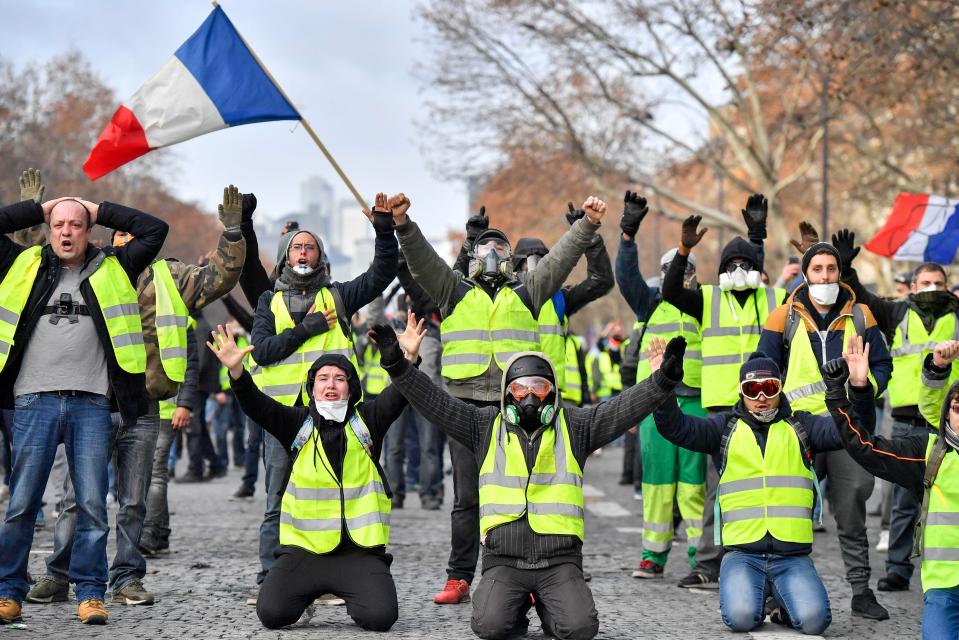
83, 6, 299, 180
865, 193, 959, 263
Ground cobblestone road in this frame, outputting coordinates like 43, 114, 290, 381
13, 445, 923, 639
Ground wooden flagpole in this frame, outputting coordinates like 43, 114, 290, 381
212, 0, 369, 210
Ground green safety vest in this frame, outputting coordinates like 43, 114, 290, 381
887, 309, 959, 409
159, 397, 177, 421
538, 298, 566, 390
250, 288, 358, 406
0, 248, 146, 375
634, 301, 702, 388
561, 334, 584, 405
152, 259, 190, 383
700, 285, 785, 408
919, 435, 959, 591
440, 283, 540, 380
279, 414, 390, 554
219, 334, 249, 391
718, 419, 815, 546
597, 350, 621, 398
478, 411, 584, 539
361, 343, 389, 396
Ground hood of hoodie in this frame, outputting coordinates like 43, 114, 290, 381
718, 236, 758, 275
305, 354, 363, 417
272, 229, 329, 282
512, 237, 549, 270
499, 351, 560, 428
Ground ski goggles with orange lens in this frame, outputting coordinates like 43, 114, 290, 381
739, 378, 782, 400
507, 376, 553, 400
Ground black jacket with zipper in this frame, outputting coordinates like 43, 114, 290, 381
0, 200, 168, 425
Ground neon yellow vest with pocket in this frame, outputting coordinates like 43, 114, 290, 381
88, 255, 146, 374
279, 414, 390, 554
888, 310, 959, 409
597, 351, 621, 395
538, 298, 566, 390
0, 247, 43, 373
634, 302, 702, 388
921, 435, 959, 591
478, 411, 584, 540
361, 343, 389, 396
251, 288, 358, 406
718, 419, 815, 545
151, 259, 191, 383
561, 334, 583, 405
700, 285, 785, 408
440, 284, 540, 380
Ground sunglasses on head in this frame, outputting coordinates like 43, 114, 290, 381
740, 378, 782, 400
507, 376, 553, 400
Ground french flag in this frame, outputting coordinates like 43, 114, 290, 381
83, 6, 300, 180
865, 193, 959, 263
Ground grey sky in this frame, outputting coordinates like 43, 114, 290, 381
2, 0, 465, 232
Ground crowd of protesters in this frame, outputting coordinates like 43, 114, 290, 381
0, 168, 957, 639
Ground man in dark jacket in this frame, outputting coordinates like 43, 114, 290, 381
369, 325, 684, 640
650, 343, 877, 635
0, 171, 168, 625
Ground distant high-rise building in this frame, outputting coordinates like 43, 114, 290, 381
301, 175, 335, 244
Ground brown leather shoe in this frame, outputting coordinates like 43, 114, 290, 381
78, 598, 108, 624
0, 598, 22, 623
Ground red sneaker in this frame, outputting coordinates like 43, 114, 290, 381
632, 559, 664, 579
434, 579, 470, 604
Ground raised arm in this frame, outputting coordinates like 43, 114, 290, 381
615, 235, 656, 321
333, 194, 399, 317
98, 201, 169, 283
238, 193, 273, 307
563, 233, 613, 316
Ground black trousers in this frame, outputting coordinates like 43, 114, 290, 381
257, 545, 398, 632
186, 393, 222, 475
447, 399, 499, 583
471, 563, 598, 640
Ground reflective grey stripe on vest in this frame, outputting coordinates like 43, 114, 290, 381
442, 329, 489, 343
490, 329, 539, 342
342, 481, 388, 501
0, 340, 9, 356
923, 547, 959, 561
702, 325, 762, 338
286, 482, 341, 501
784, 381, 828, 401
0, 306, 19, 325
564, 383, 581, 391
702, 354, 743, 366
280, 511, 388, 531
102, 303, 140, 320
890, 344, 931, 358
441, 353, 489, 366
112, 332, 145, 348
538, 324, 564, 336
263, 383, 302, 398
481, 503, 526, 518
684, 518, 704, 529
722, 505, 812, 522
764, 288, 778, 313
645, 322, 682, 334
155, 314, 189, 328
160, 347, 187, 360
926, 512, 959, 526
686, 350, 702, 360
302, 349, 353, 361
527, 503, 584, 518
270, 353, 303, 367
720, 476, 814, 497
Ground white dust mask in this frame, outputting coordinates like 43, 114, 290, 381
807, 283, 839, 306
315, 399, 348, 422
292, 264, 316, 276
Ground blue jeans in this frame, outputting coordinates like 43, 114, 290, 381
922, 586, 959, 639
241, 417, 264, 492
719, 551, 831, 635
48, 406, 160, 591
258, 432, 292, 586
0, 392, 114, 602
211, 394, 242, 468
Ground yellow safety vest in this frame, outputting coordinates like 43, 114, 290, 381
250, 288, 358, 406
478, 411, 584, 539
920, 435, 959, 591
718, 419, 815, 546
561, 334, 584, 405
634, 301, 702, 388
538, 296, 566, 390
440, 283, 540, 380
279, 414, 390, 554
152, 259, 190, 383
700, 285, 785, 408
0, 247, 43, 372
361, 343, 389, 396
159, 397, 177, 421
597, 350, 621, 397
888, 309, 959, 409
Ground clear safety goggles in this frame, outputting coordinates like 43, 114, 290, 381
475, 239, 510, 259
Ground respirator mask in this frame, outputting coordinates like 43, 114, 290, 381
719, 259, 761, 291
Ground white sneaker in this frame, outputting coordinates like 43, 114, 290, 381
876, 529, 889, 552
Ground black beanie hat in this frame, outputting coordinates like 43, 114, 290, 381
739, 352, 782, 383
801, 242, 842, 277
504, 354, 555, 386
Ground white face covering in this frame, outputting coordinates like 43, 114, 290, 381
291, 264, 316, 276
917, 284, 940, 293
315, 399, 349, 422
719, 266, 762, 291
807, 282, 840, 306
749, 407, 778, 423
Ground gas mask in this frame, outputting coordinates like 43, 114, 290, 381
469, 237, 513, 282
503, 375, 556, 431
806, 282, 839, 306
719, 261, 761, 291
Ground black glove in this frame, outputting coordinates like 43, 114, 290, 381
831, 229, 860, 272
372, 211, 394, 234
620, 190, 648, 238
821, 357, 849, 400
681, 215, 708, 249
368, 324, 403, 368
741, 193, 768, 241
298, 312, 332, 338
241, 193, 257, 223
660, 336, 686, 382
466, 206, 489, 241
565, 201, 586, 226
